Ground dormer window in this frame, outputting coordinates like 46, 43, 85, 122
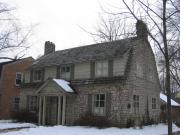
61, 66, 70, 80
95, 60, 108, 77
15, 72, 23, 86
34, 69, 42, 81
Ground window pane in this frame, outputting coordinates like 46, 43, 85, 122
100, 101, 104, 107
100, 94, 105, 100
95, 101, 99, 107
96, 94, 100, 100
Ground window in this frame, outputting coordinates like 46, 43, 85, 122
13, 97, 20, 111
27, 96, 38, 112
136, 64, 143, 77
93, 94, 106, 116
15, 72, 23, 85
95, 61, 108, 77
61, 66, 70, 80
34, 70, 42, 81
133, 95, 139, 113
152, 98, 156, 109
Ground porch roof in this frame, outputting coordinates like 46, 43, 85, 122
36, 78, 75, 94
53, 79, 74, 93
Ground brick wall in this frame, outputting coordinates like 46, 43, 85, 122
0, 57, 33, 119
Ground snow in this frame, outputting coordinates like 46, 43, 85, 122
53, 79, 74, 93
0, 121, 36, 130
0, 124, 180, 135
160, 93, 180, 106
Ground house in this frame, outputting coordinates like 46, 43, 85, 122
171, 91, 180, 104
20, 21, 161, 127
0, 57, 34, 119
160, 93, 180, 123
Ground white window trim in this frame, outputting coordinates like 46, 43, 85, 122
33, 69, 42, 82
15, 72, 23, 86
95, 60, 108, 78
61, 65, 71, 80
92, 93, 106, 116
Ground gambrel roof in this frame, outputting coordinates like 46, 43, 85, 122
31, 37, 138, 68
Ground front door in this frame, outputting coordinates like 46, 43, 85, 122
46, 96, 58, 125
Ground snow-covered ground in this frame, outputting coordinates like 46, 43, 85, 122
0, 120, 36, 130
0, 123, 180, 135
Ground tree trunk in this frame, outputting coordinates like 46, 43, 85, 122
163, 0, 172, 135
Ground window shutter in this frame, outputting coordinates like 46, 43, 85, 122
56, 66, 60, 79
108, 60, 113, 77
70, 64, 74, 80
30, 70, 33, 83
41, 68, 45, 81
26, 96, 30, 111
90, 61, 95, 79
106, 93, 111, 117
88, 94, 92, 114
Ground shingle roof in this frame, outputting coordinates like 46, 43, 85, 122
31, 37, 137, 68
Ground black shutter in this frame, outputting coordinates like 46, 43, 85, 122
56, 66, 60, 79
30, 69, 33, 83
108, 60, 113, 77
88, 94, 92, 114
106, 93, 111, 117
90, 61, 95, 79
70, 64, 74, 80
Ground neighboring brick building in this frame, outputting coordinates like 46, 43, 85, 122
20, 20, 161, 127
0, 57, 34, 119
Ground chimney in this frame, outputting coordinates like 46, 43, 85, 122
136, 20, 148, 39
44, 41, 55, 55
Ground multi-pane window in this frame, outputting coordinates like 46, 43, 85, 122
27, 96, 38, 112
61, 66, 70, 80
15, 72, 23, 85
13, 97, 20, 111
133, 95, 139, 113
93, 94, 106, 116
152, 98, 156, 109
34, 70, 42, 81
95, 61, 108, 77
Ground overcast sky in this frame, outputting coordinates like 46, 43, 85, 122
2, 0, 124, 59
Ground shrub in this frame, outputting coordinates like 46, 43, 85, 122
126, 119, 135, 128
74, 112, 111, 128
11, 109, 38, 123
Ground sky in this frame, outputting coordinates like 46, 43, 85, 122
2, 0, 122, 59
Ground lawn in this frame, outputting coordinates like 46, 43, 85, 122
0, 121, 180, 135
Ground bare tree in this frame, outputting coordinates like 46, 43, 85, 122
117, 0, 180, 134
0, 2, 33, 61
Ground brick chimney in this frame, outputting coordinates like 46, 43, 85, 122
136, 20, 148, 39
44, 41, 55, 55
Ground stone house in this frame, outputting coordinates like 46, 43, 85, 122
0, 57, 34, 119
20, 21, 161, 127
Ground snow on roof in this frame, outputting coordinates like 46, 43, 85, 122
160, 93, 180, 106
53, 79, 74, 93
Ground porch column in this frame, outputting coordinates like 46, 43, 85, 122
42, 96, 46, 125
38, 96, 42, 125
62, 96, 66, 125
57, 96, 62, 125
